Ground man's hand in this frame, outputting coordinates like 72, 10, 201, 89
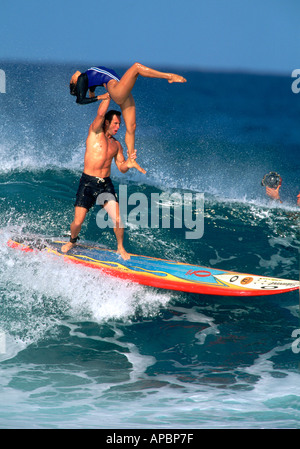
266, 185, 281, 201
126, 150, 146, 174
126, 149, 138, 168
97, 93, 110, 101
297, 193, 300, 207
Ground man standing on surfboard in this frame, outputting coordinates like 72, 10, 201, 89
70, 63, 187, 174
62, 97, 137, 260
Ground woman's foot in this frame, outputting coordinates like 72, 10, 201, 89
168, 74, 187, 83
132, 160, 146, 174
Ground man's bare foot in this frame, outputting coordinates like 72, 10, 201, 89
168, 74, 187, 83
61, 242, 76, 253
117, 248, 131, 260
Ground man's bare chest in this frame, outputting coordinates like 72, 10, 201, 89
88, 134, 118, 159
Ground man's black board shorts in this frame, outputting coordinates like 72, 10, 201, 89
75, 172, 118, 211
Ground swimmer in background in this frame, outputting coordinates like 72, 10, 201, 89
266, 186, 300, 206
70, 63, 187, 174
262, 172, 300, 206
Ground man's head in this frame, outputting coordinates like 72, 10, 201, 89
104, 110, 122, 135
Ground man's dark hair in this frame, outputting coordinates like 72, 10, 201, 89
105, 110, 121, 124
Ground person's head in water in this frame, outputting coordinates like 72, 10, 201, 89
261, 172, 282, 189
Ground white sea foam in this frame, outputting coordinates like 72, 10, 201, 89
0, 228, 173, 353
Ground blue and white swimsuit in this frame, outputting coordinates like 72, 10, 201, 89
85, 66, 120, 88
75, 66, 120, 105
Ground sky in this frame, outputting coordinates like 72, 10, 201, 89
0, 0, 299, 74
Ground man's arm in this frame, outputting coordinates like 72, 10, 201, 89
114, 145, 137, 173
90, 97, 111, 133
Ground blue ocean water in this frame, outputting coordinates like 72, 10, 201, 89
0, 62, 299, 429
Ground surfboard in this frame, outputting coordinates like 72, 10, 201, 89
7, 236, 299, 297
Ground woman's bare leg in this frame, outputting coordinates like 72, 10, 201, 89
106, 63, 186, 174
120, 94, 146, 174
107, 62, 186, 105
